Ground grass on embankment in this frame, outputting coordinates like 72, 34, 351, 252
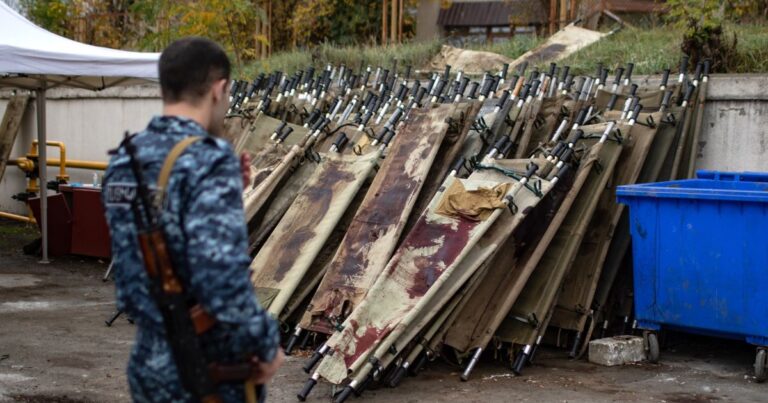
239, 40, 442, 78
554, 24, 768, 75
237, 24, 768, 78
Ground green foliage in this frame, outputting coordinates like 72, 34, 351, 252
290, 0, 416, 47
665, 0, 725, 38
663, 0, 763, 70
665, 0, 763, 32
241, 21, 768, 80
21, 0, 69, 36
21, 0, 136, 47
21, 0, 268, 66
20, 0, 417, 65
131, 0, 267, 66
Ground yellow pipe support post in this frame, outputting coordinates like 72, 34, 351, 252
30, 140, 69, 181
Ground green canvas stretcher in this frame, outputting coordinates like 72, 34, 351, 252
522, 95, 574, 158
495, 125, 624, 357
278, 175, 374, 324
440, 127, 618, 362
549, 114, 661, 351
245, 118, 375, 255
241, 116, 329, 223
589, 107, 682, 334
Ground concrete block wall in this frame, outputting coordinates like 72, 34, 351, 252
632, 74, 768, 173
1, 74, 767, 215
0, 86, 161, 214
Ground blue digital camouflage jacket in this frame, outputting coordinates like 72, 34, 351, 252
102, 115, 279, 402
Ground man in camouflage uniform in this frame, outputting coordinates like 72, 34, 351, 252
103, 37, 283, 402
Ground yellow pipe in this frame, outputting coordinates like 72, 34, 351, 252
0, 211, 35, 223
9, 158, 35, 171
6, 140, 107, 205
45, 158, 107, 170
10, 158, 107, 171
31, 141, 68, 181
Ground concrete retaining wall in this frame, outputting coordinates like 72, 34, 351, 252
1, 75, 767, 215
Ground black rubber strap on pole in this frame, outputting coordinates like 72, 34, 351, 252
466, 81, 479, 99
524, 162, 539, 179
680, 55, 689, 75
529, 80, 540, 97
661, 90, 673, 109
660, 69, 670, 88
500, 63, 509, 79
613, 67, 624, 86
548, 62, 557, 78
496, 90, 510, 108
517, 61, 528, 75
575, 109, 587, 126
625, 63, 634, 81
629, 83, 638, 97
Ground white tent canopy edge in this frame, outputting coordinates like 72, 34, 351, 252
0, 1, 159, 262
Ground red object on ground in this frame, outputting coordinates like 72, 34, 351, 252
28, 193, 72, 256
29, 185, 111, 258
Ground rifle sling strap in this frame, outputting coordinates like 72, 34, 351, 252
156, 136, 218, 334
156, 136, 203, 209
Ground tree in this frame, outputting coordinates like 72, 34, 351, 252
290, 0, 416, 48
20, 0, 418, 64
664, 0, 762, 71
131, 0, 268, 66
21, 0, 269, 67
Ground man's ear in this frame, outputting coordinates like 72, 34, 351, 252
212, 78, 228, 103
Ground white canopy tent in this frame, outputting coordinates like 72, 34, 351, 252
0, 1, 160, 262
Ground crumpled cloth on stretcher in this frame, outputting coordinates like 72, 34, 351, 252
436, 180, 511, 221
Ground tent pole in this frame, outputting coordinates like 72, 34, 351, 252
36, 87, 49, 264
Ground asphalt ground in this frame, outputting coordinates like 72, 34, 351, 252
1, 220, 765, 402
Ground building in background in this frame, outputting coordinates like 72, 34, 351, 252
416, 0, 662, 45
417, 0, 547, 45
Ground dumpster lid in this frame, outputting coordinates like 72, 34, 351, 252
617, 177, 768, 203
696, 170, 768, 183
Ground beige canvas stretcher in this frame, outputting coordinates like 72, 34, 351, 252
0, 94, 30, 182
314, 165, 551, 384
300, 106, 453, 335
250, 150, 380, 317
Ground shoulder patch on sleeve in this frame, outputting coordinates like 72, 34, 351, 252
104, 182, 160, 208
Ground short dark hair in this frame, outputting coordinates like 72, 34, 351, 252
158, 37, 231, 104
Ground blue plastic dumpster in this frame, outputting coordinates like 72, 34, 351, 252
617, 171, 768, 381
